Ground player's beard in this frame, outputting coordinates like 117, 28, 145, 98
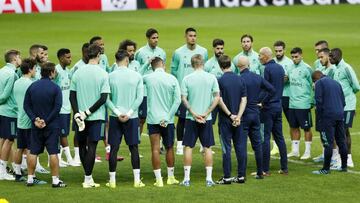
322, 60, 329, 67
129, 55, 134, 61
215, 52, 223, 58
35, 56, 42, 64
276, 54, 284, 61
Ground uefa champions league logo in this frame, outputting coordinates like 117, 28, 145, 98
111, 0, 127, 9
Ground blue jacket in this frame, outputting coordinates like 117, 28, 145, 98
263, 59, 284, 111
24, 77, 62, 129
240, 68, 275, 115
315, 76, 345, 128
218, 72, 247, 123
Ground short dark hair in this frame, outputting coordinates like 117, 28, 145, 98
40, 62, 55, 78
115, 49, 129, 62
151, 57, 163, 68
218, 55, 231, 69
4, 50, 20, 63
290, 47, 302, 55
89, 36, 102, 44
185, 27, 196, 34
330, 48, 342, 59
29, 44, 41, 54
273, 40, 286, 48
315, 40, 328, 47
241, 34, 253, 42
146, 28, 158, 38
118, 40, 137, 51
212, 39, 224, 47
87, 44, 102, 59
20, 58, 36, 75
39, 45, 48, 51
318, 48, 330, 54
82, 43, 90, 51
57, 48, 71, 59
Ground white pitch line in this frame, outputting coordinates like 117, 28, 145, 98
267, 154, 360, 175
210, 145, 360, 175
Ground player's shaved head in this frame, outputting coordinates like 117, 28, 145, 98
259, 47, 272, 57
312, 70, 323, 83
237, 56, 249, 71
259, 47, 273, 65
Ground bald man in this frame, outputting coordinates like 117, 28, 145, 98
259, 47, 288, 175
238, 56, 275, 182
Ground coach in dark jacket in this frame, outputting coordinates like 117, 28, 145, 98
259, 47, 288, 176
312, 70, 348, 174
24, 62, 66, 187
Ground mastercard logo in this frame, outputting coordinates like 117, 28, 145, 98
145, 0, 184, 9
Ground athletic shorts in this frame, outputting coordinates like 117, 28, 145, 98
138, 97, 147, 119
148, 124, 175, 148
59, 114, 70, 137
175, 103, 187, 119
183, 119, 214, 148
30, 128, 60, 155
288, 109, 312, 130
0, 115, 17, 140
76, 120, 105, 142
344, 110, 355, 128
108, 117, 139, 146
17, 128, 31, 149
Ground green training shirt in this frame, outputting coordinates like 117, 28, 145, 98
143, 68, 181, 124
54, 64, 71, 114
275, 56, 293, 97
70, 64, 110, 121
106, 66, 144, 119
289, 60, 313, 109
171, 44, 208, 85
0, 63, 18, 118
333, 59, 360, 111
13, 77, 33, 129
181, 69, 219, 121
233, 49, 263, 76
204, 56, 237, 78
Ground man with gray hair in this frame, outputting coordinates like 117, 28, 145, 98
258, 47, 288, 175
180, 54, 219, 187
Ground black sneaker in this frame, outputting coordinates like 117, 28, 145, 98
15, 174, 27, 182
26, 182, 34, 187
216, 177, 232, 185
339, 167, 348, 172
6, 166, 15, 175
232, 176, 245, 184
255, 175, 264, 179
278, 169, 289, 175
52, 180, 67, 188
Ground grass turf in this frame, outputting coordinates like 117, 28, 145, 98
0, 4, 360, 203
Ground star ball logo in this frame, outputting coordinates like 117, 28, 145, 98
145, 0, 184, 9
111, 0, 128, 9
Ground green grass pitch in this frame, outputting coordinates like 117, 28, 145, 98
0, 4, 360, 203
